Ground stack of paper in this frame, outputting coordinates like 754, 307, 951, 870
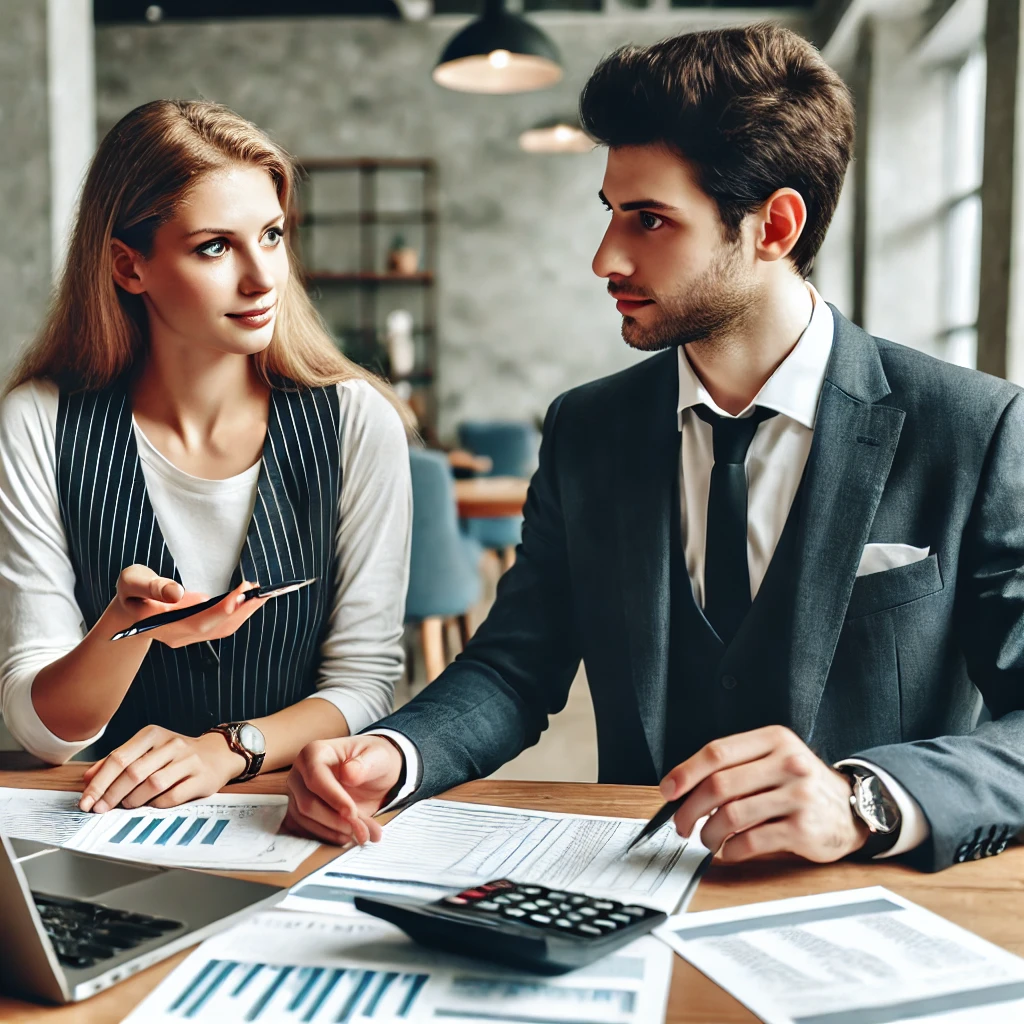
121, 908, 674, 1024
0, 787, 317, 872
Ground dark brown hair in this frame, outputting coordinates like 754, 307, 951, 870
579, 23, 854, 277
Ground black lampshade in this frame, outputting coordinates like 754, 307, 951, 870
433, 0, 563, 94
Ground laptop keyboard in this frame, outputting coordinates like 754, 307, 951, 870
32, 892, 184, 969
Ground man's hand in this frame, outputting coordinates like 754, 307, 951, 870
661, 725, 867, 863
283, 735, 404, 847
79, 726, 246, 812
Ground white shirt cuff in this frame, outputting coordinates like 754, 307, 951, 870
2, 670, 105, 765
835, 757, 930, 858
364, 728, 422, 813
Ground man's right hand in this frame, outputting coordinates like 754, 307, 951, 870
283, 735, 404, 846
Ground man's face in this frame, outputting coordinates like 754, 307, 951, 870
593, 144, 760, 352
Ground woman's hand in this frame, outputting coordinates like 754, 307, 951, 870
78, 725, 245, 812
109, 564, 269, 647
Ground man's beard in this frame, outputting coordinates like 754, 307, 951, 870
620, 245, 757, 353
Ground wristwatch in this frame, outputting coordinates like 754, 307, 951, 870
838, 766, 902, 859
205, 721, 266, 783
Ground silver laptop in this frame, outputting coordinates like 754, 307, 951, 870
0, 832, 283, 1004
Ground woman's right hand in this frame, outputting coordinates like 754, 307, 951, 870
110, 564, 269, 648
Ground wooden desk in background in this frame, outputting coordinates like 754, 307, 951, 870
454, 476, 529, 519
2, 763, 1023, 1023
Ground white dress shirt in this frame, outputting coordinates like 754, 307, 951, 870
379, 286, 929, 857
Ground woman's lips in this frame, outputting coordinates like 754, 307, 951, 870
226, 306, 275, 328
615, 299, 654, 315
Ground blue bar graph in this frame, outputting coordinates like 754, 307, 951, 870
164, 961, 429, 1022
109, 816, 142, 844
201, 819, 230, 845
178, 817, 208, 846
156, 816, 187, 845
132, 818, 162, 844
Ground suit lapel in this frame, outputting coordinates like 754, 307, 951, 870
614, 351, 680, 776
786, 309, 905, 740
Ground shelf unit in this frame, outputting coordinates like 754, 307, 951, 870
295, 157, 439, 437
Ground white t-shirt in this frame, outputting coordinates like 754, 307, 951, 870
0, 377, 412, 764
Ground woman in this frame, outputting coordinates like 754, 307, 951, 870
0, 100, 412, 814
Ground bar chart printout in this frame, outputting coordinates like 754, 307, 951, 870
122, 910, 674, 1024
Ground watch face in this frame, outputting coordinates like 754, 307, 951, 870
855, 774, 899, 833
238, 723, 266, 755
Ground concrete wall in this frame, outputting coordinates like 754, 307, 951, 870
94, 10, 801, 439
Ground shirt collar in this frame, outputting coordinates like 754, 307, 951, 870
676, 283, 834, 430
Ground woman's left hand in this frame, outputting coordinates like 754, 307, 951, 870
78, 725, 246, 812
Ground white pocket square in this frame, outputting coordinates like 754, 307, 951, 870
856, 543, 931, 578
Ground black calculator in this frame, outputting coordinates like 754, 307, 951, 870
354, 879, 667, 974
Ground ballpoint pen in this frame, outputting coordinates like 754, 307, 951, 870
626, 791, 690, 853
109, 577, 316, 641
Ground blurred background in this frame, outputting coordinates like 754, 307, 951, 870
0, 0, 1009, 776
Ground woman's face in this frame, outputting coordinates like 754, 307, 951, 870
117, 164, 290, 357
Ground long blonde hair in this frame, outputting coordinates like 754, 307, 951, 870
10, 99, 413, 426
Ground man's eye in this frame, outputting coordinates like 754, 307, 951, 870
639, 212, 664, 231
198, 239, 228, 257
262, 227, 284, 246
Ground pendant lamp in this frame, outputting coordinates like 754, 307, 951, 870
519, 117, 594, 153
433, 0, 563, 94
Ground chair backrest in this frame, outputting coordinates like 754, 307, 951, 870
456, 420, 540, 479
406, 447, 481, 620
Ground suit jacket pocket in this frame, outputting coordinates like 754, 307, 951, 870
846, 553, 943, 620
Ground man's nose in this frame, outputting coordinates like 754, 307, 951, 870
592, 225, 635, 279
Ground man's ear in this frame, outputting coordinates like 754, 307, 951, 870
754, 188, 807, 264
110, 238, 147, 295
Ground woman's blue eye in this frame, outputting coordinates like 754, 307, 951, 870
198, 239, 227, 257
639, 212, 663, 231
262, 227, 284, 246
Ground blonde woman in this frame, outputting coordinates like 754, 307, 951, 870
0, 100, 411, 812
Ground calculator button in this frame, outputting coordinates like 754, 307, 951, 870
577, 924, 602, 935
579, 907, 598, 917
567, 912, 582, 922
502, 907, 526, 918
519, 902, 539, 912
609, 913, 631, 923
461, 890, 486, 899
534, 899, 552, 908
444, 896, 468, 905
506, 893, 526, 902
547, 892, 567, 900
594, 901, 614, 910
492, 895, 512, 905
522, 887, 542, 895
529, 914, 552, 924
557, 903, 571, 912
554, 919, 573, 929
569, 895, 587, 905
593, 919, 617, 930
622, 906, 646, 916
476, 901, 500, 911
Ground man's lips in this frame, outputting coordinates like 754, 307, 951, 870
613, 296, 654, 314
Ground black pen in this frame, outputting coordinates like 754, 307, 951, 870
109, 578, 316, 641
626, 791, 691, 853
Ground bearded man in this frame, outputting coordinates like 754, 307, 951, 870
285, 24, 1024, 872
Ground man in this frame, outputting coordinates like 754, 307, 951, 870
284, 24, 1024, 872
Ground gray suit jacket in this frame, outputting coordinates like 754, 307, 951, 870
372, 308, 1024, 871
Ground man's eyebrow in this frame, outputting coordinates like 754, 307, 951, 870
185, 216, 284, 238
598, 189, 679, 213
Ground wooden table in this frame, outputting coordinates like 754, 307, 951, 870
3, 764, 1023, 1022
454, 476, 529, 518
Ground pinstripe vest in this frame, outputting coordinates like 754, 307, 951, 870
54, 379, 342, 755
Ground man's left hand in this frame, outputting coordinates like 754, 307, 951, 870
661, 725, 867, 863
79, 726, 246, 812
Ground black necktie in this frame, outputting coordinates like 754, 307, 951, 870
691, 404, 778, 644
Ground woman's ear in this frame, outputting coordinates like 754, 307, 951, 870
110, 238, 147, 295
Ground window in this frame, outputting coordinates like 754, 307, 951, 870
939, 46, 985, 368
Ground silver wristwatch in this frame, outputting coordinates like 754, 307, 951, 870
841, 767, 901, 859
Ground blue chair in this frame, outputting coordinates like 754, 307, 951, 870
457, 420, 540, 570
407, 447, 484, 682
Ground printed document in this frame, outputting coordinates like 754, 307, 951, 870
0, 787, 316, 872
658, 885, 1024, 1024
122, 907, 674, 1024
281, 798, 709, 915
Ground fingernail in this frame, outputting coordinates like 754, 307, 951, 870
659, 779, 675, 799
79, 796, 93, 812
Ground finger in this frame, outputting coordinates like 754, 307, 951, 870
305, 755, 364, 818
149, 775, 211, 809
717, 820, 794, 863
82, 760, 103, 783
698, 787, 799, 853
121, 756, 194, 809
660, 725, 799, 801
673, 754, 789, 837
287, 772, 361, 842
119, 564, 184, 604
79, 729, 164, 811
89, 741, 181, 813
